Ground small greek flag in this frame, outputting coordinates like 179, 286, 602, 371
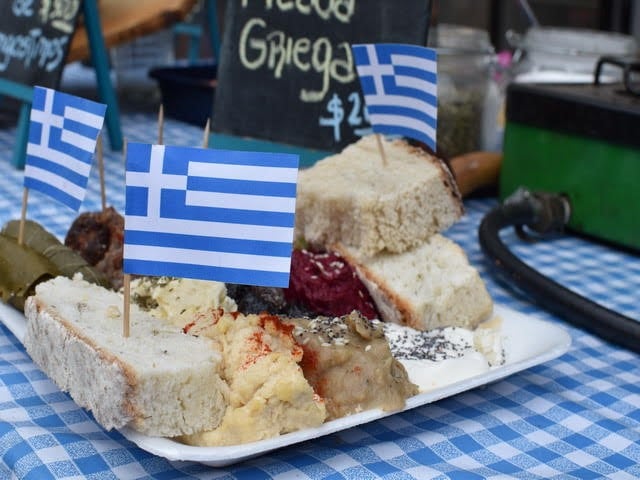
352, 43, 438, 150
24, 86, 106, 211
123, 143, 299, 287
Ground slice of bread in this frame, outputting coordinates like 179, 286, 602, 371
336, 234, 493, 331
295, 135, 463, 257
23, 275, 229, 437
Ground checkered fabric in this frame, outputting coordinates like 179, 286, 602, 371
1, 101, 640, 479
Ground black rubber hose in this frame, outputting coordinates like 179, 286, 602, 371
479, 188, 640, 354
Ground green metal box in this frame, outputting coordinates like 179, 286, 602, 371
500, 80, 640, 251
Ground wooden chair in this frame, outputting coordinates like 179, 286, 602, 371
68, 0, 200, 154
3, 0, 201, 168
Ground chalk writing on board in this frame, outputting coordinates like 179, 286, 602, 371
39, 0, 79, 33
0, 0, 80, 86
214, 0, 428, 151
319, 90, 372, 142
237, 14, 355, 103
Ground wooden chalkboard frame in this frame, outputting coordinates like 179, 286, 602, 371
212, 0, 430, 153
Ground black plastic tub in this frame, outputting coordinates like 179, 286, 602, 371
149, 63, 217, 127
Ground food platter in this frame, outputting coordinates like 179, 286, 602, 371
0, 301, 571, 467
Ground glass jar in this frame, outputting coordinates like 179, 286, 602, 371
508, 27, 638, 84
429, 24, 498, 158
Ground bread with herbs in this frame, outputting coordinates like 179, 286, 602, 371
23, 275, 229, 437
335, 234, 493, 331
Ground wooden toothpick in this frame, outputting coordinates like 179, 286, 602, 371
123, 273, 131, 337
157, 105, 164, 145
202, 118, 211, 148
97, 132, 106, 211
375, 133, 388, 167
17, 187, 29, 245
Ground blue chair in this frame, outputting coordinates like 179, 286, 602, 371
0, 78, 33, 168
80, 0, 123, 154
65, 0, 205, 154
173, 0, 221, 64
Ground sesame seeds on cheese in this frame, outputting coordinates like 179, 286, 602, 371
383, 323, 476, 362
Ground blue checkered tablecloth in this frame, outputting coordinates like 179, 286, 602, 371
1, 107, 640, 479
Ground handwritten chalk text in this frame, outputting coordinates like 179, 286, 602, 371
241, 0, 355, 23
239, 17, 354, 102
0, 28, 67, 72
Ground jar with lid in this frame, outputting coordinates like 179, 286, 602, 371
429, 24, 500, 158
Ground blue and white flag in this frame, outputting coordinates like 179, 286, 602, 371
24, 86, 106, 211
123, 143, 299, 287
352, 43, 438, 150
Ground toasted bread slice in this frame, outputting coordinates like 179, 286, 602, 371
295, 135, 463, 257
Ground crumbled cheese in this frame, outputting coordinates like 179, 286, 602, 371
129, 277, 237, 328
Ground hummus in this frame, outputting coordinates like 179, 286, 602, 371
178, 310, 327, 446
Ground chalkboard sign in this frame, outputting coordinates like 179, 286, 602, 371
212, 0, 430, 152
0, 0, 81, 88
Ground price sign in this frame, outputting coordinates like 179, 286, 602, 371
0, 0, 81, 88
212, 0, 429, 152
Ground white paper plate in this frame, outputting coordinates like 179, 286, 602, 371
0, 302, 571, 467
